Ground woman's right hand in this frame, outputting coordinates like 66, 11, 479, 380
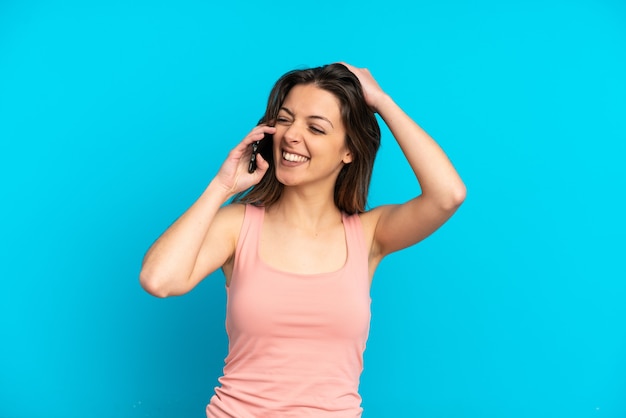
214, 124, 275, 195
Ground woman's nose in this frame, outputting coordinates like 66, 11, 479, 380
284, 123, 303, 143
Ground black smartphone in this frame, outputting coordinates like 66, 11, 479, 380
248, 133, 272, 173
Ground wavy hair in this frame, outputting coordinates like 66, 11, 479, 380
232, 63, 381, 214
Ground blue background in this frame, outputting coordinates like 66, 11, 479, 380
1, 0, 625, 417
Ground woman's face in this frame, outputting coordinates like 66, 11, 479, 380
272, 84, 352, 188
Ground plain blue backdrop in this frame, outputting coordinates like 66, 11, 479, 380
1, 0, 625, 417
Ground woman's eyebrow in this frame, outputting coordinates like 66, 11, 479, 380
279, 107, 334, 128
309, 115, 334, 128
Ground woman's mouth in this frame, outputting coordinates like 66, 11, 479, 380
282, 151, 310, 163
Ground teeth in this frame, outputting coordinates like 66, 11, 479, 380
283, 151, 309, 163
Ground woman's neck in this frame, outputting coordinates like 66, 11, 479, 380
268, 187, 342, 230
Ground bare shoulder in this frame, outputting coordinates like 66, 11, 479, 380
217, 201, 246, 220
358, 206, 383, 231
213, 202, 246, 241
199, 202, 247, 267
358, 205, 395, 231
358, 205, 394, 260
211, 203, 246, 281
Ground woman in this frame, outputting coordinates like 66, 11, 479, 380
140, 62, 466, 417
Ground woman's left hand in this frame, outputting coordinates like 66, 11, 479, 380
340, 62, 388, 113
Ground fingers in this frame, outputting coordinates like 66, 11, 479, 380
238, 125, 274, 174
255, 151, 269, 172
339, 61, 358, 73
230, 125, 275, 161
338, 62, 368, 78
242, 125, 276, 147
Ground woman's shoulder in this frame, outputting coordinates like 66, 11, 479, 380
220, 201, 246, 216
218, 202, 267, 232
358, 205, 388, 228
215, 202, 247, 233
357, 207, 384, 242
357, 205, 395, 260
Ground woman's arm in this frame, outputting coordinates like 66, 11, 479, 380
344, 63, 466, 259
139, 125, 275, 297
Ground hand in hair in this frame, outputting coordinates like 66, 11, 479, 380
340, 62, 388, 113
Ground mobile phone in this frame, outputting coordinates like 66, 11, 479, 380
248, 140, 261, 173
248, 133, 272, 173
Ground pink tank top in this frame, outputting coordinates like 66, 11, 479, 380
206, 204, 371, 418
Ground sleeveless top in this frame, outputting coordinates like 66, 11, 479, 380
206, 204, 371, 418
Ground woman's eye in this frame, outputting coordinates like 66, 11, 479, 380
310, 126, 325, 134
276, 117, 290, 123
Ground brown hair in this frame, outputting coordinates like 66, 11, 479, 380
232, 63, 381, 214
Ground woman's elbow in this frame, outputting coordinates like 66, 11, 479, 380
442, 182, 467, 212
139, 269, 171, 298
453, 182, 467, 206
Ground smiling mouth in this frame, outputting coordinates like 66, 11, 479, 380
282, 151, 309, 163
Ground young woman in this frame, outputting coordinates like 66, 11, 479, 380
140, 62, 466, 417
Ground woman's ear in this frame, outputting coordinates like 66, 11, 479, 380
342, 151, 353, 164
